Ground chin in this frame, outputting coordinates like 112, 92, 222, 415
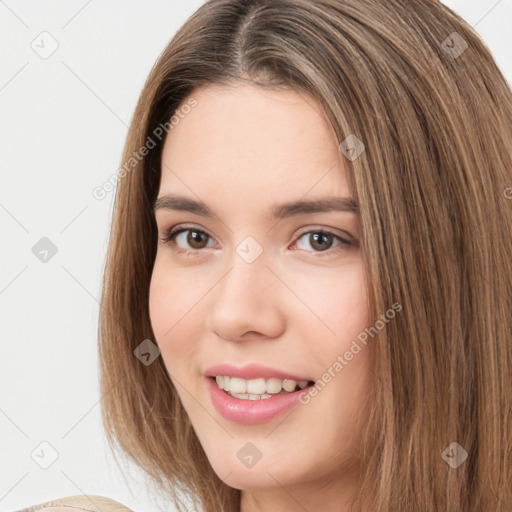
218, 466, 289, 491
205, 444, 304, 491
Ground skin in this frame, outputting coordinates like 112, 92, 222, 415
149, 82, 372, 512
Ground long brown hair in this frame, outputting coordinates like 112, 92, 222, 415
98, 1, 512, 510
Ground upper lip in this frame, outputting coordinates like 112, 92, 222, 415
204, 363, 313, 382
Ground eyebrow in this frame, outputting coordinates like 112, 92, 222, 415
153, 193, 359, 218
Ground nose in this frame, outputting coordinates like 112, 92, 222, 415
205, 250, 286, 343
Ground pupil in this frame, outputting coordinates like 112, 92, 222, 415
189, 230, 206, 248
312, 233, 331, 251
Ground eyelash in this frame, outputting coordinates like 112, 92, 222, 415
158, 224, 356, 258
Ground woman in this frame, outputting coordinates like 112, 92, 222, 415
18, 0, 512, 511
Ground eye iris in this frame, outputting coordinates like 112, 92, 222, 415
187, 230, 208, 249
310, 232, 332, 251
176, 230, 340, 251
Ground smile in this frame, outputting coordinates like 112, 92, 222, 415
206, 377, 316, 424
214, 375, 312, 400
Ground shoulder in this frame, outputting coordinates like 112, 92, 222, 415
13, 495, 136, 512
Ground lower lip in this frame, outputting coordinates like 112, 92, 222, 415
207, 377, 308, 425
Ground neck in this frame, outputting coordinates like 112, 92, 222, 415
240, 470, 368, 512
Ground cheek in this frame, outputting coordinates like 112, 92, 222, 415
149, 254, 203, 333
148, 258, 202, 373
148, 260, 173, 341
294, 262, 369, 349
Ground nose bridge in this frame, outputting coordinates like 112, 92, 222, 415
220, 238, 272, 304
205, 237, 284, 340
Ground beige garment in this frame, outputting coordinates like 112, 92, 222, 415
13, 495, 136, 512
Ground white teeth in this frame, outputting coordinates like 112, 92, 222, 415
214, 375, 311, 396
246, 377, 266, 394
266, 377, 282, 394
282, 379, 297, 392
229, 391, 273, 400
229, 377, 247, 394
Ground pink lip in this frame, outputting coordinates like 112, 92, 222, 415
206, 377, 310, 425
204, 363, 312, 381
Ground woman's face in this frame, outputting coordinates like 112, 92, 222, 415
149, 83, 372, 507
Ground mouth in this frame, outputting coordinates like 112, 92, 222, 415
209, 375, 316, 400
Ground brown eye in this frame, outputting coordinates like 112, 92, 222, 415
160, 227, 215, 252
308, 232, 335, 251
294, 229, 354, 255
185, 230, 209, 249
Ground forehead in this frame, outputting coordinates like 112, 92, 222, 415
159, 83, 349, 201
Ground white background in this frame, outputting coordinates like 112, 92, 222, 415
1, 1, 511, 511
